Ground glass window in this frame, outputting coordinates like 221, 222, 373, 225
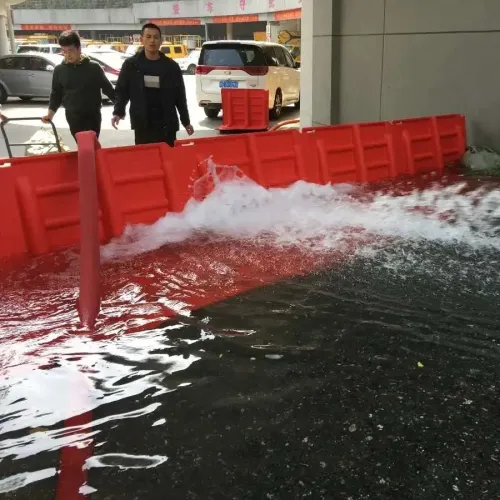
262, 46, 278, 66
201, 44, 267, 67
273, 46, 289, 67
17, 45, 39, 53
284, 48, 295, 68
27, 56, 53, 71
0, 57, 28, 70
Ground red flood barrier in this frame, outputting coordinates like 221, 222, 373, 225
0, 113, 467, 327
219, 88, 270, 131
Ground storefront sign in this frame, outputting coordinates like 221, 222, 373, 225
21, 24, 72, 30
211, 14, 260, 24
273, 8, 301, 21
149, 18, 201, 26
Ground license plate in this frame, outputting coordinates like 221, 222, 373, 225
219, 80, 238, 89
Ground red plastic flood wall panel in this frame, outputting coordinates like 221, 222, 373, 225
0, 166, 29, 259
435, 114, 466, 166
304, 122, 398, 183
176, 135, 256, 181
220, 89, 269, 131
393, 116, 444, 175
96, 143, 174, 239
303, 125, 362, 183
0, 152, 87, 258
177, 130, 315, 188
250, 130, 308, 188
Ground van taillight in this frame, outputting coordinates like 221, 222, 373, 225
244, 66, 269, 76
195, 65, 214, 75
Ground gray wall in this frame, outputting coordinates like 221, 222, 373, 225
332, 0, 500, 148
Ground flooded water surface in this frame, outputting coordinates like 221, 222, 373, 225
1, 173, 500, 499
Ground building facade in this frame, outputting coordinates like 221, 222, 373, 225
301, 0, 500, 148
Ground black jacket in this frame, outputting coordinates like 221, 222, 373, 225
113, 50, 190, 131
49, 55, 115, 116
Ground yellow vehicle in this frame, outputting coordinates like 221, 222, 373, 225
133, 43, 187, 59
25, 34, 58, 44
160, 43, 187, 59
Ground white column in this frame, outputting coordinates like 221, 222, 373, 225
0, 14, 8, 57
8, 6, 15, 54
300, 0, 335, 128
226, 23, 233, 40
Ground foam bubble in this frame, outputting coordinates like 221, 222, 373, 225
101, 163, 500, 262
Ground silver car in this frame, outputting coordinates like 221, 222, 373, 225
0, 53, 63, 104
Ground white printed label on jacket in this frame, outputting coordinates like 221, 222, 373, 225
144, 75, 160, 88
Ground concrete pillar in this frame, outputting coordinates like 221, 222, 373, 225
226, 23, 233, 40
7, 6, 14, 54
0, 14, 8, 57
300, 0, 338, 128
268, 21, 280, 43
204, 22, 209, 42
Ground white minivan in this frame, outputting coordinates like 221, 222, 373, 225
196, 40, 300, 120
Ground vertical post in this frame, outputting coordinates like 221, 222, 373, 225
7, 7, 15, 55
76, 131, 101, 330
0, 14, 8, 57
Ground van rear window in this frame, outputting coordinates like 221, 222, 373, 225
200, 44, 266, 67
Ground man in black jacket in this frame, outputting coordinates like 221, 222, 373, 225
42, 30, 115, 139
111, 23, 194, 147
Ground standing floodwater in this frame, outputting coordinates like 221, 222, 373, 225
0, 176, 499, 499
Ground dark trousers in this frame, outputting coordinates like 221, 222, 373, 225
134, 127, 177, 147
67, 112, 102, 140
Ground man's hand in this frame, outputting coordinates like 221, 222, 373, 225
0, 114, 8, 123
184, 124, 194, 136
111, 115, 121, 129
41, 111, 55, 123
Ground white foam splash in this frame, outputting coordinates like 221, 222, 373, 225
101, 163, 500, 261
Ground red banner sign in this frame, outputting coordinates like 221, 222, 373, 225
211, 14, 260, 24
150, 18, 201, 26
21, 24, 72, 31
274, 8, 301, 21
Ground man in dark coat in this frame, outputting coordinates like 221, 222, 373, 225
42, 30, 115, 139
112, 23, 194, 146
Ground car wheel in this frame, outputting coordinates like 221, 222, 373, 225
204, 108, 220, 119
270, 90, 283, 119
187, 64, 196, 75
20, 96, 33, 102
0, 85, 7, 105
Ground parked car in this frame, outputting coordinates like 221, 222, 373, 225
17, 44, 62, 55
196, 40, 300, 119
177, 49, 201, 75
0, 53, 117, 104
83, 50, 126, 78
